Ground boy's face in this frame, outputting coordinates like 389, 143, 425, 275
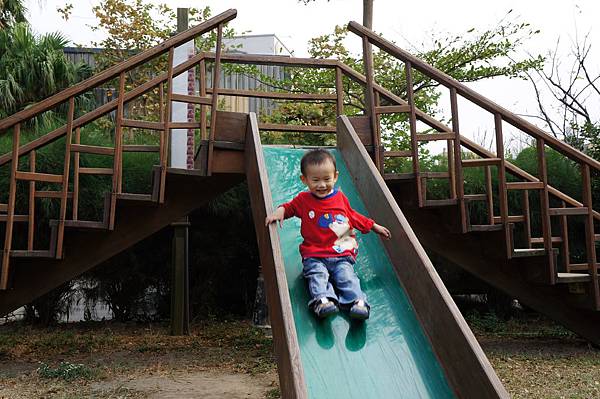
300, 160, 339, 198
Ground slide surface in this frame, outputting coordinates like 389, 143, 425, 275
263, 147, 455, 399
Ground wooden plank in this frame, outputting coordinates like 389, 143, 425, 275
171, 93, 212, 105
556, 273, 592, 284
79, 167, 114, 175
336, 115, 508, 399
522, 190, 532, 248
121, 119, 164, 130
465, 194, 488, 201
206, 87, 336, 101
347, 116, 373, 146
258, 123, 336, 133
424, 199, 459, 207
374, 105, 411, 114
531, 237, 563, 244
211, 149, 245, 174
469, 224, 503, 232
362, 35, 381, 172
569, 263, 599, 271
383, 150, 412, 157
213, 111, 248, 143
461, 158, 501, 167
71, 144, 115, 156
0, 204, 7, 212
170, 122, 201, 129
416, 133, 456, 141
548, 207, 589, 216
421, 171, 450, 179
15, 171, 63, 183
245, 113, 308, 398
537, 138, 555, 284
0, 9, 238, 131
207, 52, 338, 69
35, 191, 74, 199
199, 60, 208, 141
559, 201, 570, 270
493, 215, 525, 223
383, 172, 416, 181
450, 87, 467, 234
506, 181, 544, 190
0, 215, 28, 222
122, 145, 160, 152
159, 48, 174, 202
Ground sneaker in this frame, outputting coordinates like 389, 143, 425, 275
314, 297, 338, 318
349, 300, 370, 320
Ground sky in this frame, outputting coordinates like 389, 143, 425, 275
23, 0, 600, 152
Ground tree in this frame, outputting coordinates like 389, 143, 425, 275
526, 32, 600, 154
0, 0, 26, 28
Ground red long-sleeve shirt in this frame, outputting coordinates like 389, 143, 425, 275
280, 188, 374, 259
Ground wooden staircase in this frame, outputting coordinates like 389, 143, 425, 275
0, 9, 598, 345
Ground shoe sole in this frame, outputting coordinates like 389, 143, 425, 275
349, 309, 369, 320
316, 307, 339, 318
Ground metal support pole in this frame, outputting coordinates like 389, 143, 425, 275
171, 217, 190, 335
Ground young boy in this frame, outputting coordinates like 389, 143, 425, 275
265, 149, 391, 320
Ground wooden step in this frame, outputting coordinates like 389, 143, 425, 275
506, 181, 544, 190
0, 214, 28, 222
461, 158, 501, 167
383, 172, 416, 181
383, 150, 412, 157
258, 123, 336, 133
416, 133, 455, 141
493, 215, 525, 224
10, 250, 54, 258
374, 105, 410, 114
548, 207, 589, 216
15, 171, 62, 183
465, 194, 488, 201
468, 224, 503, 232
171, 93, 212, 105
79, 167, 114, 175
557, 273, 592, 284
71, 144, 114, 156
121, 119, 164, 130
512, 248, 546, 258
569, 263, 599, 272
423, 199, 458, 208
123, 145, 161, 153
0, 203, 7, 213
50, 219, 108, 230
116, 193, 155, 204
421, 172, 450, 179
35, 191, 73, 199
531, 236, 563, 244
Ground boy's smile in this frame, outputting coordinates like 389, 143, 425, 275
300, 159, 339, 198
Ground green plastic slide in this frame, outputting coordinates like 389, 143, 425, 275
263, 147, 455, 399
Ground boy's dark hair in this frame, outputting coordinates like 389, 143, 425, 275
300, 149, 337, 175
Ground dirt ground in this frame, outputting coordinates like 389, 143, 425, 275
0, 316, 598, 398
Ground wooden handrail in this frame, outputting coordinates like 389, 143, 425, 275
347, 20, 600, 172
0, 9, 237, 132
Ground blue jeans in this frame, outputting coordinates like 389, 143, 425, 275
302, 256, 368, 308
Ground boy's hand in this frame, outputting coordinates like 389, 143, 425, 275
265, 206, 285, 228
372, 223, 392, 239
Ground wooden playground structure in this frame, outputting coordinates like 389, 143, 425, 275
1, 9, 599, 398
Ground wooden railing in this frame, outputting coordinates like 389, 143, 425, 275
0, 9, 236, 289
348, 21, 600, 309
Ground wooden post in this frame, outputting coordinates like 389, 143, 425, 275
581, 164, 600, 310
1, 124, 20, 290
28, 150, 36, 251
72, 128, 81, 221
171, 217, 190, 335
405, 62, 422, 207
537, 138, 555, 284
56, 97, 75, 257
450, 87, 467, 233
207, 23, 224, 176
362, 35, 381, 171
335, 66, 344, 117
522, 190, 532, 249
495, 113, 511, 258
559, 200, 570, 271
485, 166, 494, 225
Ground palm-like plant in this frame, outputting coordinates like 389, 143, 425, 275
0, 22, 92, 126
0, 0, 27, 28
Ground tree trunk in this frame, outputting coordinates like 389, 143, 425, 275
363, 0, 373, 29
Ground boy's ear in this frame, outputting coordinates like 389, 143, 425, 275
300, 174, 307, 185
334, 170, 339, 179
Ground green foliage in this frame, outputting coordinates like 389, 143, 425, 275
0, 23, 92, 124
37, 361, 95, 381
0, 0, 26, 28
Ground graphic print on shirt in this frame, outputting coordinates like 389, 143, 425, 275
317, 213, 358, 254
